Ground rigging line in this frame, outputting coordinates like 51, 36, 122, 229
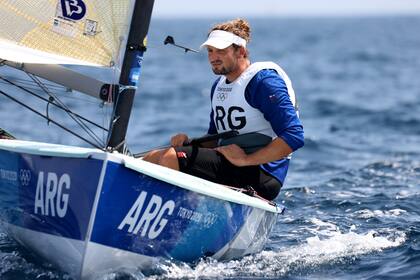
26, 73, 105, 147
105, 87, 134, 156
0, 77, 66, 91
27, 73, 104, 143
101, 88, 114, 143
0, 81, 63, 94
40, 87, 107, 104
0, 76, 108, 131
0, 89, 104, 150
105, 86, 122, 144
51, 94, 104, 105
46, 96, 53, 125
0, 77, 105, 105
0, 79, 81, 101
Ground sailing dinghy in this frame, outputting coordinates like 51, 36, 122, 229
0, 0, 283, 279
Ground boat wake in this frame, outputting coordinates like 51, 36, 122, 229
117, 220, 405, 280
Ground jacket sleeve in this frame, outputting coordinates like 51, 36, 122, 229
245, 69, 304, 151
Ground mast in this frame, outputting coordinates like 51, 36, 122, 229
106, 0, 155, 152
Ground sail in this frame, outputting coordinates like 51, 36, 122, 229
0, 0, 134, 67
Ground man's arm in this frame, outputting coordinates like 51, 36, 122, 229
215, 137, 291, 166
216, 69, 304, 166
198, 138, 218, 148
170, 133, 219, 148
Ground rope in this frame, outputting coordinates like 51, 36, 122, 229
0, 89, 104, 150
27, 73, 105, 148
0, 76, 108, 131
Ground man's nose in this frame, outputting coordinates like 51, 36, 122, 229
208, 52, 215, 60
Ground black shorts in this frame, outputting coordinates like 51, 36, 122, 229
174, 146, 282, 200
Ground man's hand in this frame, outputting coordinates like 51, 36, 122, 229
215, 138, 293, 167
170, 133, 189, 147
215, 144, 248, 167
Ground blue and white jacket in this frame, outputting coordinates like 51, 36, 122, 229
208, 62, 304, 185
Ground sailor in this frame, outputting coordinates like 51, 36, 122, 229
143, 18, 304, 200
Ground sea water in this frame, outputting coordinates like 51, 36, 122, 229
0, 16, 419, 279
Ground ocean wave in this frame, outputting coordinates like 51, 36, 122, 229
310, 99, 375, 118
344, 50, 394, 64
371, 115, 420, 134
357, 160, 420, 186
355, 209, 407, 219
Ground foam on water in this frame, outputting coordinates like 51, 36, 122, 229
143, 220, 406, 279
355, 209, 407, 219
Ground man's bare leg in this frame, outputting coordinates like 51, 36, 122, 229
142, 148, 180, 170
158, 148, 180, 170
142, 149, 165, 164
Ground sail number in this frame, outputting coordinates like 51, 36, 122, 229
118, 191, 175, 239
34, 172, 70, 218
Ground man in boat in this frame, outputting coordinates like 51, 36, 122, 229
144, 18, 304, 200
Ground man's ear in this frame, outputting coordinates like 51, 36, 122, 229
236, 46, 247, 58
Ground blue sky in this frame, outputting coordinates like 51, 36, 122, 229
153, 0, 420, 18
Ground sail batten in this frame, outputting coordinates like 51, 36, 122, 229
0, 0, 133, 67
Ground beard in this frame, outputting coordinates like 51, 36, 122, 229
211, 64, 234, 75
211, 58, 237, 76
212, 66, 228, 75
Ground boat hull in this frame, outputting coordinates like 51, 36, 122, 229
0, 140, 280, 279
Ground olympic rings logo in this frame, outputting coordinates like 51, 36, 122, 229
216, 92, 227, 101
19, 169, 31, 186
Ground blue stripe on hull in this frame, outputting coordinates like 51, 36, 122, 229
91, 161, 251, 262
0, 149, 102, 240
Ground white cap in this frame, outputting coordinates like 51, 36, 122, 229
200, 30, 247, 49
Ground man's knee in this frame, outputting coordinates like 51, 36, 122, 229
142, 149, 163, 164
159, 148, 180, 170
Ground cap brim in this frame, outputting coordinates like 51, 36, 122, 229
200, 30, 247, 50
200, 38, 232, 49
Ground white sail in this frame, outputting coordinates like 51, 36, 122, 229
0, 0, 134, 67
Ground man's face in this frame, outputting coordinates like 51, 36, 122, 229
206, 45, 239, 75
